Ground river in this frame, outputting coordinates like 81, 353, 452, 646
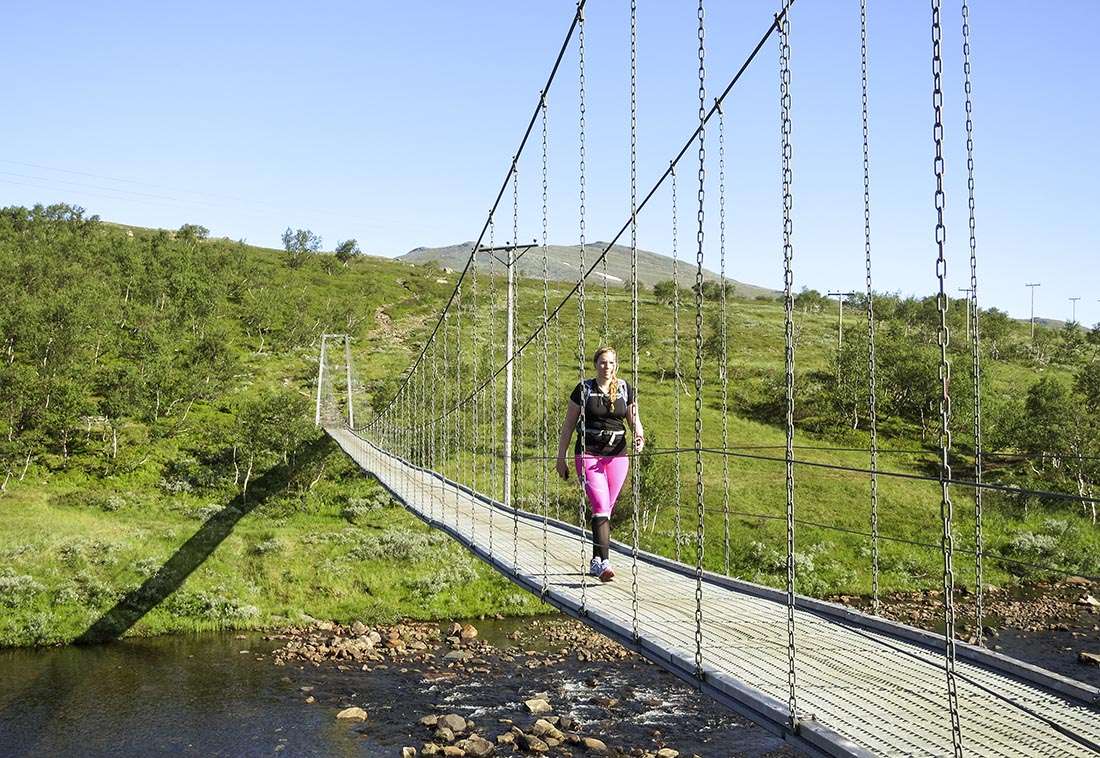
0, 606, 1096, 757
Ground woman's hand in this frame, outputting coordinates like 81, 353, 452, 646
634, 433, 645, 453
556, 456, 570, 480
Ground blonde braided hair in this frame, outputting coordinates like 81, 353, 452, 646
592, 346, 619, 408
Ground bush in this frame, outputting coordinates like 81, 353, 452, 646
164, 587, 259, 621
347, 530, 448, 561
0, 569, 45, 608
1002, 531, 1062, 564
341, 492, 393, 523
249, 537, 282, 556
402, 560, 479, 599
53, 570, 115, 607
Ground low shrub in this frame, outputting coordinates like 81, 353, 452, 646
0, 569, 45, 608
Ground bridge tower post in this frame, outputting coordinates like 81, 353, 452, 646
344, 335, 355, 428
315, 334, 327, 427
503, 244, 515, 507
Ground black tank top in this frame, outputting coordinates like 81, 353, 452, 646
570, 379, 634, 455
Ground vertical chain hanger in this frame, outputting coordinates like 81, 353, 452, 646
577, 0, 590, 611
860, 0, 882, 617
717, 98, 731, 577
931, 0, 964, 753
540, 92, 551, 594
962, 0, 985, 649
671, 162, 683, 564
629, 0, 641, 642
778, 0, 798, 729
692, 0, 707, 681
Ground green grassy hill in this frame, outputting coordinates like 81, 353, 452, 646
0, 204, 1096, 647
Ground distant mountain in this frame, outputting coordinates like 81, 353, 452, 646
398, 241, 779, 298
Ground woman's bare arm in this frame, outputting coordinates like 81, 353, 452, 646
557, 401, 581, 460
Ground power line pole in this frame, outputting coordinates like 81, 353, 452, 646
826, 291, 858, 352
1069, 297, 1081, 325
1025, 283, 1041, 342
957, 287, 973, 342
827, 291, 857, 388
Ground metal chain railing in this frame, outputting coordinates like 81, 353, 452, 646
779, 0, 798, 728
932, 0, 964, 753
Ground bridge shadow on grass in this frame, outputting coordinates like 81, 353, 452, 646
75, 435, 333, 645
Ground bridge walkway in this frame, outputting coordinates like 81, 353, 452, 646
328, 427, 1100, 758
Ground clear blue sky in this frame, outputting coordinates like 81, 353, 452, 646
4, 1, 1098, 324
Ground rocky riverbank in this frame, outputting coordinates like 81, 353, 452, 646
268, 617, 793, 757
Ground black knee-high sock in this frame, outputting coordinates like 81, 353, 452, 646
590, 516, 610, 561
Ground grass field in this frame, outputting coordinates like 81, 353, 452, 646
1, 234, 1095, 647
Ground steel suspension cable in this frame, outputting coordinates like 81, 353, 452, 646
692, 0, 707, 681
470, 243, 480, 540
779, 0, 798, 728
718, 100, 731, 577
364, 2, 586, 431
629, 0, 641, 642
860, 0, 882, 617
426, 7, 792, 432
932, 0, 964, 752
962, 0, 985, 648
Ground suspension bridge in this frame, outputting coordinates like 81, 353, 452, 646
317, 2, 1099, 755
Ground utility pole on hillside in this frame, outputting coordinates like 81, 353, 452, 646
827, 291, 858, 388
827, 291, 858, 351
478, 238, 535, 508
957, 288, 973, 341
1026, 283, 1041, 342
1069, 297, 1081, 325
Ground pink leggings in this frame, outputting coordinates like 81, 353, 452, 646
574, 454, 630, 518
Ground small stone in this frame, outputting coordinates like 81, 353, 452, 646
496, 733, 516, 745
459, 734, 495, 757
352, 621, 368, 635
558, 717, 574, 731
403, 748, 417, 758
422, 744, 441, 756
524, 698, 553, 715
420, 715, 440, 728
445, 650, 474, 662
1079, 651, 1100, 667
582, 737, 608, 753
531, 720, 563, 740
368, 631, 382, 644
435, 727, 455, 743
1078, 594, 1100, 608
1065, 576, 1091, 587
517, 733, 549, 753
336, 707, 367, 721
449, 622, 463, 636
443, 747, 465, 757
305, 696, 315, 704
461, 624, 479, 640
440, 714, 467, 733
657, 750, 679, 758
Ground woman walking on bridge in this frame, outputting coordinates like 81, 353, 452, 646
555, 346, 644, 583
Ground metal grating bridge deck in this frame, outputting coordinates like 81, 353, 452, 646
328, 427, 1100, 757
